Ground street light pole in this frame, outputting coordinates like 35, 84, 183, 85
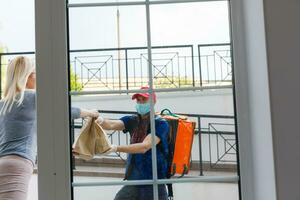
117, 7, 121, 90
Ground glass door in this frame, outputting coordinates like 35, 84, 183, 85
67, 0, 240, 200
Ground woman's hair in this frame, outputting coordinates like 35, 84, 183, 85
0, 56, 35, 115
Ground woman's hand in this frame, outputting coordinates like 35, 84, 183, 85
72, 148, 80, 156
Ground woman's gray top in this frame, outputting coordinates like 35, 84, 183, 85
0, 90, 81, 164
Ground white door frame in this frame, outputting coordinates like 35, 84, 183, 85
35, 0, 72, 200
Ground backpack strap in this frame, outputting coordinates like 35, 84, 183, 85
158, 112, 180, 200
157, 120, 175, 199
124, 154, 135, 180
160, 109, 179, 118
158, 143, 174, 200
167, 184, 174, 200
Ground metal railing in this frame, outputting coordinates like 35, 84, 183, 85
198, 43, 232, 87
207, 123, 236, 169
72, 110, 237, 176
0, 43, 232, 93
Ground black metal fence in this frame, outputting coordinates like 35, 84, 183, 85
198, 43, 232, 87
0, 43, 232, 93
72, 110, 237, 176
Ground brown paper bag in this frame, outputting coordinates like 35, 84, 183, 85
93, 120, 111, 154
72, 117, 111, 160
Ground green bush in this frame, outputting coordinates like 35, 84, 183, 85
70, 67, 83, 91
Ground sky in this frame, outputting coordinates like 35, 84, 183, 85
0, 0, 35, 52
0, 0, 230, 53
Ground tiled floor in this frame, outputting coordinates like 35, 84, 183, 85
28, 174, 239, 200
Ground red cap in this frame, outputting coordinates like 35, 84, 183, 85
132, 86, 157, 103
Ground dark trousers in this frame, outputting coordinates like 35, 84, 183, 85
114, 185, 168, 200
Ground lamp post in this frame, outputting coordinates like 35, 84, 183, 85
117, 7, 121, 90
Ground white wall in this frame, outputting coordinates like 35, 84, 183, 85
263, 1, 300, 200
71, 89, 234, 116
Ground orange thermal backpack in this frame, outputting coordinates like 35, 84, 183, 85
159, 109, 196, 199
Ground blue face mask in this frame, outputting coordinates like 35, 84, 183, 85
135, 102, 151, 115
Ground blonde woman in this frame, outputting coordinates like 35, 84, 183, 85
0, 56, 98, 200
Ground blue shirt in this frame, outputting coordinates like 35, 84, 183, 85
120, 115, 169, 180
0, 90, 81, 164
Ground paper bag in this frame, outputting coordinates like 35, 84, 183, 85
72, 117, 111, 160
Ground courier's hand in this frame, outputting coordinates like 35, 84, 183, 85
102, 144, 118, 155
96, 116, 104, 125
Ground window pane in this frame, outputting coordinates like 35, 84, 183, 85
150, 2, 230, 46
68, 1, 239, 200
149, 2, 231, 88
73, 181, 124, 200
68, 5, 148, 91
170, 182, 239, 200
73, 181, 239, 200
0, 0, 35, 52
69, 6, 147, 50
